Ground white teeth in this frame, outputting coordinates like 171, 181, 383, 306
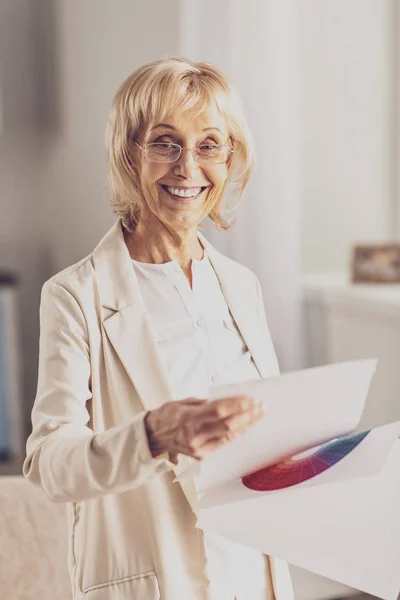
165, 186, 202, 198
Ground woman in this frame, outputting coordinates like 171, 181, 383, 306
23, 57, 294, 600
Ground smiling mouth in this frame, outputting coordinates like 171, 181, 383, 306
160, 185, 208, 201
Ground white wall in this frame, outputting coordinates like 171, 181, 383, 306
300, 0, 397, 273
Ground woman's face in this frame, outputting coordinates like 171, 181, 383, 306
134, 105, 231, 232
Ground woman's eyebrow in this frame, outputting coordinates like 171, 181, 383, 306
151, 123, 223, 134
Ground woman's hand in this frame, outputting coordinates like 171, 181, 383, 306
144, 396, 263, 463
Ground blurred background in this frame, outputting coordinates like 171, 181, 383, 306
1, 1, 399, 599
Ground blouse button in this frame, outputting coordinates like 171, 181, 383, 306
197, 319, 205, 328
211, 375, 219, 383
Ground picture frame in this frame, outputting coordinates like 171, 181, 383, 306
351, 244, 400, 283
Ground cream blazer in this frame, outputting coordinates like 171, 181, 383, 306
23, 218, 295, 600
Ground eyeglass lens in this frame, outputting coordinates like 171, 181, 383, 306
145, 143, 229, 163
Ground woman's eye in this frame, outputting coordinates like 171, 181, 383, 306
151, 142, 176, 149
201, 135, 220, 146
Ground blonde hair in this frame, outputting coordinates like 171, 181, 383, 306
106, 56, 255, 232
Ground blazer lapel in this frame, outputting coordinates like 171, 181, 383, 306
93, 219, 174, 412
198, 231, 279, 379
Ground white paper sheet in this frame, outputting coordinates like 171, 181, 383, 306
177, 359, 378, 493
197, 423, 400, 600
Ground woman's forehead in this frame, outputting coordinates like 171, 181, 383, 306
146, 105, 229, 136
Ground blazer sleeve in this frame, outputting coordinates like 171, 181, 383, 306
23, 279, 175, 503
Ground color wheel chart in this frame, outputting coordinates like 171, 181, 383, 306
242, 431, 370, 492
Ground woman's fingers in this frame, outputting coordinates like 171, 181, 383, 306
197, 395, 259, 423
190, 430, 249, 460
224, 404, 264, 430
183, 403, 264, 459
198, 403, 263, 439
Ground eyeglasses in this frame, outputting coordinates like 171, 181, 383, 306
134, 141, 234, 164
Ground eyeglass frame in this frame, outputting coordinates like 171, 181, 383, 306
133, 140, 234, 164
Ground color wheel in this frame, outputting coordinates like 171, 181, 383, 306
242, 430, 370, 491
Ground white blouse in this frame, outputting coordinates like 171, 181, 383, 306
132, 249, 272, 600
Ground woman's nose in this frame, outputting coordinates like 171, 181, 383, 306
173, 148, 200, 179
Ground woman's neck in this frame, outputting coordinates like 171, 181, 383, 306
123, 217, 204, 268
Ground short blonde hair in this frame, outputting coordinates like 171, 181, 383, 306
107, 56, 255, 232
